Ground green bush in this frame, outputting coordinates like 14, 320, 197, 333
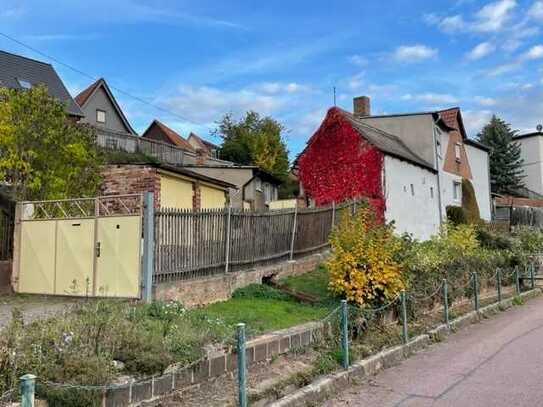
446, 205, 467, 225
232, 284, 291, 300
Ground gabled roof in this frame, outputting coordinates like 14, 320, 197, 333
141, 120, 195, 151
187, 132, 219, 152
0, 49, 84, 116
513, 130, 543, 141
75, 78, 137, 135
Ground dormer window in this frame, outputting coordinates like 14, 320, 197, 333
96, 109, 106, 124
17, 78, 32, 89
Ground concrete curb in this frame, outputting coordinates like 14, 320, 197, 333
270, 288, 541, 407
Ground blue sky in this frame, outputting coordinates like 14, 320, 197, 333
1, 0, 542, 159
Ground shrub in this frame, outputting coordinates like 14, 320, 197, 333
327, 207, 405, 306
462, 179, 480, 224
446, 205, 467, 225
232, 284, 290, 300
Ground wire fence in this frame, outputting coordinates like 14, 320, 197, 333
5, 264, 538, 407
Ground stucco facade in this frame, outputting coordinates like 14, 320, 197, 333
515, 134, 543, 196
384, 156, 440, 240
464, 143, 492, 221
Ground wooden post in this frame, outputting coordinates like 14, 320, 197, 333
289, 204, 298, 261
142, 192, 155, 303
225, 205, 232, 273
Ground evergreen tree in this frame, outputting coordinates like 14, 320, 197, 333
477, 115, 524, 193
215, 111, 289, 181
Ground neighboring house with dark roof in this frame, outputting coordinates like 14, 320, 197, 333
185, 165, 282, 210
355, 96, 492, 223
512, 127, 543, 196
295, 106, 441, 240
141, 120, 195, 151
0, 49, 83, 117
187, 132, 220, 159
75, 78, 136, 136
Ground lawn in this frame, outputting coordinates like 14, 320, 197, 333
192, 284, 333, 335
280, 265, 337, 304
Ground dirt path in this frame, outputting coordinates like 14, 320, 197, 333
0, 295, 78, 328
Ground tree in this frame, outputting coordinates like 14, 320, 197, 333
477, 115, 524, 193
0, 85, 102, 201
215, 111, 289, 181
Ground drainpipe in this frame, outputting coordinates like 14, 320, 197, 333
433, 126, 444, 224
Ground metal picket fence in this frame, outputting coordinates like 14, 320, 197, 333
153, 201, 355, 282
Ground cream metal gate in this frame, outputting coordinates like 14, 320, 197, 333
12, 195, 143, 298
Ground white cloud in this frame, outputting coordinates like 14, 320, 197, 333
472, 0, 516, 32
391, 45, 438, 62
402, 93, 458, 104
462, 110, 494, 136
0, 7, 24, 18
348, 55, 369, 67
256, 82, 310, 94
522, 44, 543, 60
475, 96, 497, 106
23, 33, 101, 41
440, 15, 466, 32
486, 61, 522, 76
347, 72, 366, 90
466, 42, 496, 60
528, 1, 543, 20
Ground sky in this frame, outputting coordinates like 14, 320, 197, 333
1, 0, 542, 160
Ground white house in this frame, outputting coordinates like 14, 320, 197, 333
513, 127, 543, 196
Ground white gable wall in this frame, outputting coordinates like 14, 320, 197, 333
383, 155, 440, 240
465, 144, 492, 221
516, 136, 543, 195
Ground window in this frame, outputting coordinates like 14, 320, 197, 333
105, 137, 118, 150
455, 143, 462, 162
96, 109, 106, 124
263, 183, 273, 202
410, 184, 415, 196
430, 187, 434, 199
255, 178, 262, 192
453, 181, 462, 201
17, 78, 32, 89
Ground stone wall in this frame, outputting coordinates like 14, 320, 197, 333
153, 251, 328, 307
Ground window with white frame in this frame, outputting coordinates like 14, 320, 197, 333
96, 109, 106, 124
17, 78, 32, 89
453, 181, 461, 201
454, 143, 462, 162
255, 178, 262, 192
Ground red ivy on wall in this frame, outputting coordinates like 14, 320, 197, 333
298, 107, 385, 219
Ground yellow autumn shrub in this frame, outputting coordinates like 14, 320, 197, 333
327, 207, 405, 306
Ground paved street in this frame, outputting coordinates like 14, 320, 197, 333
323, 295, 543, 407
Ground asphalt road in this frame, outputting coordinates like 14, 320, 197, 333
322, 295, 543, 407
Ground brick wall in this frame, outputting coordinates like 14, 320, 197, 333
192, 182, 201, 210
495, 195, 543, 208
100, 165, 161, 208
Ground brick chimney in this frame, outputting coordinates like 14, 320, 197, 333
353, 96, 371, 116
195, 148, 207, 165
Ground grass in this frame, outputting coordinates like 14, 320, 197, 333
192, 284, 333, 335
280, 265, 337, 304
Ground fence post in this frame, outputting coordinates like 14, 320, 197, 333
515, 267, 521, 296
331, 201, 336, 229
236, 323, 247, 407
497, 268, 502, 303
340, 300, 349, 369
289, 204, 298, 261
472, 272, 479, 312
400, 290, 408, 344
142, 192, 155, 303
530, 263, 535, 290
20, 374, 36, 407
225, 205, 232, 273
443, 279, 449, 328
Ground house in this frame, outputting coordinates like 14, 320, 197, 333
512, 126, 543, 196
75, 78, 137, 136
295, 106, 441, 240
0, 49, 83, 118
100, 163, 234, 210
184, 165, 282, 211
187, 132, 220, 159
355, 96, 492, 222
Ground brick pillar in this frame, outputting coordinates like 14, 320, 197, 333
192, 182, 201, 210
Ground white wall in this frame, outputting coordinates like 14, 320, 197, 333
435, 131, 463, 220
384, 156, 441, 240
517, 136, 543, 195
465, 144, 492, 221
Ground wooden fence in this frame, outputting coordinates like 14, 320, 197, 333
153, 202, 354, 282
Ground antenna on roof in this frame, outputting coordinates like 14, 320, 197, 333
333, 86, 337, 106
537, 124, 543, 133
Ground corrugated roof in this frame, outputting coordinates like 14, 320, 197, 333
338, 108, 436, 171
0, 50, 83, 116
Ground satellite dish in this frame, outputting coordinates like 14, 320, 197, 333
538, 124, 543, 133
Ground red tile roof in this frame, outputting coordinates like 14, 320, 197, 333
438, 108, 460, 130
152, 120, 195, 151
75, 78, 102, 107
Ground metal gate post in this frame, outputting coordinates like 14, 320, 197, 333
142, 192, 155, 303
